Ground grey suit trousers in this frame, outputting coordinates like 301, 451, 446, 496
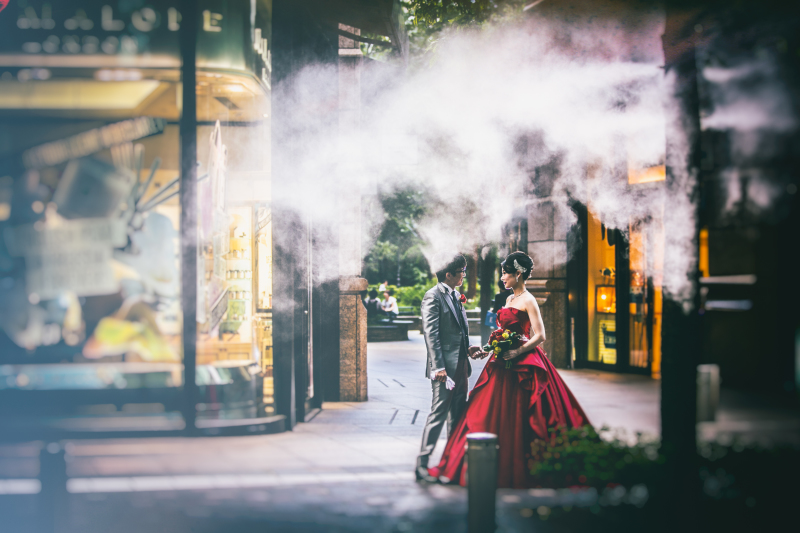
417, 353, 468, 467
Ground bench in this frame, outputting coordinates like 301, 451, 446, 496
466, 309, 481, 319
367, 320, 411, 342
397, 315, 422, 331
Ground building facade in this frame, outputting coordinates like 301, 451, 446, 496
0, 0, 405, 438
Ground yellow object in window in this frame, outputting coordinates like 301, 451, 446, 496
596, 286, 616, 314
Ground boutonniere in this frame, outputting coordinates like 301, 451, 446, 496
459, 294, 467, 304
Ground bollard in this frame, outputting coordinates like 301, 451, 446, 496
466, 432, 498, 533
38, 442, 67, 533
697, 364, 720, 422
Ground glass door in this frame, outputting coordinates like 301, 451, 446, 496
587, 211, 618, 366
628, 216, 664, 378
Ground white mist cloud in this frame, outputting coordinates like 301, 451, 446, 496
702, 61, 796, 135
271, 7, 795, 303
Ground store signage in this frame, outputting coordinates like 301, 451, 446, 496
0, 1, 272, 90
253, 28, 272, 89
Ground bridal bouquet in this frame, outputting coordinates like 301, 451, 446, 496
483, 329, 527, 369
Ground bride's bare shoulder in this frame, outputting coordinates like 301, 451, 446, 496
522, 291, 540, 309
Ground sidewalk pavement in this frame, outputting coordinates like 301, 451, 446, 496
10, 332, 764, 533
2, 332, 664, 532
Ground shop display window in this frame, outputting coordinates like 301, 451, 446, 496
587, 213, 617, 364
629, 216, 664, 377
0, 0, 274, 427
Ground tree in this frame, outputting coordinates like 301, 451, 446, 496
360, 1, 528, 61
363, 187, 432, 285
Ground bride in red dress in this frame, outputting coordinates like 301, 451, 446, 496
429, 251, 591, 488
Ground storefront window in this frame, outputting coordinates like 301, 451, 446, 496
0, 1, 273, 428
638, 214, 664, 379
195, 115, 273, 419
587, 213, 618, 364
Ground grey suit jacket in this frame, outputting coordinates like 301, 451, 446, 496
421, 283, 472, 379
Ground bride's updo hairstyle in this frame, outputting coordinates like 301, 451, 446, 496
501, 251, 534, 281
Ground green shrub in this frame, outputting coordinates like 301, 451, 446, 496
529, 426, 664, 489
369, 280, 436, 314
369, 280, 482, 314
524, 425, 799, 531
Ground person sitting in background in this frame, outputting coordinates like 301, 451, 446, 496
378, 280, 389, 292
365, 289, 381, 322
381, 290, 399, 321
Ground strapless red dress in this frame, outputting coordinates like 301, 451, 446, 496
428, 307, 591, 488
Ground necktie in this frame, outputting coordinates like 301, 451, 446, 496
452, 291, 466, 333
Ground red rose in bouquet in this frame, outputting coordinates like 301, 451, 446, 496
459, 293, 466, 304
482, 328, 528, 369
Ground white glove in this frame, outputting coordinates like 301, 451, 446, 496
445, 376, 455, 390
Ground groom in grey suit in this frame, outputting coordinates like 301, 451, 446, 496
415, 254, 485, 482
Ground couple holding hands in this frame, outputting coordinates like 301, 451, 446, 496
416, 251, 590, 488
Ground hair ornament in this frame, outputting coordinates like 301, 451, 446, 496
513, 259, 527, 273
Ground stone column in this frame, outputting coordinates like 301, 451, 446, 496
339, 276, 368, 401
527, 198, 571, 368
337, 25, 368, 401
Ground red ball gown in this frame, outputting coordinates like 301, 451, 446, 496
428, 307, 591, 488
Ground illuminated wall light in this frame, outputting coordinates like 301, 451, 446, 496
596, 286, 616, 314
628, 164, 666, 185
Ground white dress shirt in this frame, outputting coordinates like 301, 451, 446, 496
381, 295, 399, 314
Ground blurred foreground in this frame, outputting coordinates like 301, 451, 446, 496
1, 334, 797, 532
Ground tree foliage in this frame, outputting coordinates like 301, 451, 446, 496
361, 1, 528, 60
361, 2, 527, 283
363, 187, 432, 285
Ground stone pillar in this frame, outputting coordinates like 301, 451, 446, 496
337, 25, 368, 401
527, 198, 571, 368
339, 276, 368, 401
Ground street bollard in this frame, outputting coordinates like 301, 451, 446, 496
466, 432, 498, 533
38, 442, 67, 533
697, 364, 720, 422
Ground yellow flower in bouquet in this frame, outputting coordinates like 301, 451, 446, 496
483, 328, 526, 369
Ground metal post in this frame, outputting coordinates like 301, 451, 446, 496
467, 432, 498, 533
38, 442, 67, 533
697, 364, 720, 422
179, 0, 199, 435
